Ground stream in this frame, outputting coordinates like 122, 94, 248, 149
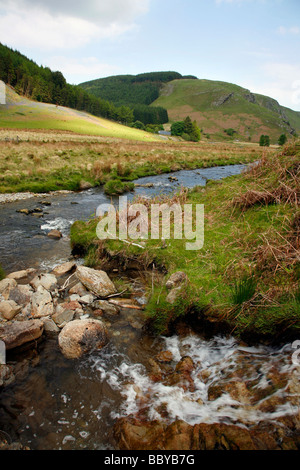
0, 163, 299, 450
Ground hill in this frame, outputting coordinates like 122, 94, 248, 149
152, 79, 300, 143
79, 72, 197, 126
0, 84, 159, 142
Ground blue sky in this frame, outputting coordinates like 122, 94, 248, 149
0, 0, 299, 110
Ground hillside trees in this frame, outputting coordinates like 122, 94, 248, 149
171, 116, 201, 142
0, 43, 133, 125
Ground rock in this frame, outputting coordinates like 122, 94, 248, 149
166, 286, 183, 304
0, 320, 44, 350
30, 273, 57, 292
113, 418, 287, 451
92, 300, 120, 316
52, 261, 76, 277
41, 317, 60, 333
69, 294, 81, 302
7, 269, 31, 280
0, 278, 17, 300
156, 350, 174, 363
47, 230, 62, 240
79, 294, 95, 305
31, 286, 54, 318
69, 282, 88, 297
59, 301, 81, 311
114, 417, 165, 451
8, 286, 32, 306
52, 309, 74, 327
0, 365, 15, 387
165, 271, 188, 290
76, 266, 117, 298
58, 319, 108, 359
79, 180, 93, 190
17, 208, 30, 215
0, 300, 22, 320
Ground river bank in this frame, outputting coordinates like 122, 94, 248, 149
0, 140, 299, 450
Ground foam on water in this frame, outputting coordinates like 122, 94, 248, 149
85, 335, 299, 427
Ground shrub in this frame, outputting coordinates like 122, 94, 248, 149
230, 275, 257, 305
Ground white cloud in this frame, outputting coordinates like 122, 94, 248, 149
244, 62, 300, 110
47, 56, 120, 83
0, 0, 150, 50
278, 25, 300, 35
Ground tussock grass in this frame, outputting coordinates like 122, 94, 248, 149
70, 140, 300, 341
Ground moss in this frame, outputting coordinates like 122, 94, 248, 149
0, 264, 5, 281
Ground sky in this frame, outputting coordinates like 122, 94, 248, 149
0, 0, 299, 110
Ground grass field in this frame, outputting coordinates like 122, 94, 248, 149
0, 85, 159, 142
0, 128, 273, 193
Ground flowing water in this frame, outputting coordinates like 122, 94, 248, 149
0, 163, 299, 450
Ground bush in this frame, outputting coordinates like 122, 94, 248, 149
104, 178, 134, 196
230, 275, 257, 305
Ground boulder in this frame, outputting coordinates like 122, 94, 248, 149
41, 317, 60, 333
8, 286, 32, 306
52, 309, 74, 327
52, 261, 76, 277
30, 273, 57, 292
47, 230, 62, 240
92, 300, 120, 316
0, 300, 22, 321
69, 282, 89, 297
31, 286, 54, 317
58, 319, 108, 359
0, 320, 44, 350
76, 266, 117, 298
0, 278, 17, 300
7, 269, 30, 280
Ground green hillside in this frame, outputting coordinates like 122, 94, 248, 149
0, 85, 159, 142
79, 72, 197, 126
152, 79, 300, 143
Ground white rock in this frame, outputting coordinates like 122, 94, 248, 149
31, 286, 54, 317
0, 278, 17, 300
52, 261, 76, 277
30, 273, 57, 292
76, 266, 117, 298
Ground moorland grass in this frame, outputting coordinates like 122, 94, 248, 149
70, 141, 300, 342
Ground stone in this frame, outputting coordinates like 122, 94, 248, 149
0, 320, 44, 350
41, 317, 60, 333
52, 261, 76, 277
165, 271, 188, 290
166, 287, 183, 304
58, 319, 108, 359
0, 365, 15, 387
69, 282, 88, 297
156, 350, 174, 363
76, 266, 117, 298
0, 300, 22, 320
47, 230, 62, 240
9, 286, 32, 306
7, 270, 29, 280
92, 300, 120, 316
30, 273, 57, 292
52, 309, 74, 327
0, 278, 17, 300
79, 294, 95, 305
31, 286, 54, 318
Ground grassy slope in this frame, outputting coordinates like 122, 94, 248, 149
153, 79, 300, 143
70, 141, 300, 342
0, 86, 159, 142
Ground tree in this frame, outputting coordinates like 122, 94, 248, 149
259, 135, 270, 147
171, 121, 185, 136
278, 134, 287, 146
